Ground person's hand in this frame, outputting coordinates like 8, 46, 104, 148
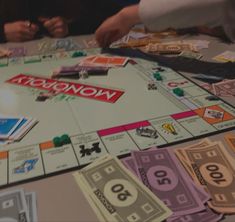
39, 16, 69, 38
4, 21, 39, 42
95, 5, 140, 48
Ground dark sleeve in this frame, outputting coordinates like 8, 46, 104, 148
0, 19, 6, 43
67, 0, 123, 35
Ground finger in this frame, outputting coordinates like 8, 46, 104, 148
43, 18, 57, 29
30, 24, 39, 32
21, 24, 38, 36
48, 21, 65, 33
19, 27, 37, 39
96, 29, 119, 48
50, 28, 67, 38
95, 29, 106, 46
38, 17, 50, 23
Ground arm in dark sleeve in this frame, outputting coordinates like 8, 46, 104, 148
0, 19, 6, 43
67, 0, 122, 35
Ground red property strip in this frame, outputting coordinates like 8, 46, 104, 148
6, 74, 124, 103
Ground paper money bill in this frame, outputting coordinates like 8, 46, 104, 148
224, 133, 235, 153
179, 51, 203, 59
74, 172, 110, 222
183, 142, 235, 213
74, 154, 172, 222
213, 51, 235, 62
121, 156, 138, 176
25, 192, 38, 222
0, 189, 29, 222
167, 205, 223, 222
132, 149, 205, 217
174, 139, 212, 178
144, 43, 196, 54
212, 80, 235, 97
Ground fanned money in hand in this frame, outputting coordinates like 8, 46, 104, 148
73, 154, 172, 222
175, 140, 235, 214
0, 189, 38, 222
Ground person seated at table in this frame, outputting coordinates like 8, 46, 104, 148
0, 0, 70, 42
95, 0, 235, 47
0, 0, 123, 43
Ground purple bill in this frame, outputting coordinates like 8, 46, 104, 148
132, 148, 205, 217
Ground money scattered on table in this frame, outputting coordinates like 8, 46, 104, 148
0, 189, 38, 222
8, 47, 26, 57
73, 154, 172, 222
52, 38, 80, 51
200, 79, 235, 97
179, 51, 203, 60
73, 136, 235, 221
213, 51, 235, 63
212, 79, 235, 97
143, 43, 197, 55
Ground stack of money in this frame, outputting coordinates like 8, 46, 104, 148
121, 147, 223, 221
73, 155, 172, 222
200, 79, 235, 98
0, 189, 38, 222
143, 43, 197, 55
175, 139, 235, 215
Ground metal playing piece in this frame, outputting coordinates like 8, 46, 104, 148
136, 127, 158, 139
79, 70, 89, 79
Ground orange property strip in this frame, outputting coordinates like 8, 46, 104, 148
0, 151, 8, 159
40, 141, 54, 150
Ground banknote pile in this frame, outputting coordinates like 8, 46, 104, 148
122, 145, 224, 222
201, 79, 235, 97
175, 138, 235, 215
142, 39, 210, 55
73, 155, 172, 222
0, 189, 37, 222
74, 135, 235, 221
213, 50, 235, 63
143, 43, 197, 54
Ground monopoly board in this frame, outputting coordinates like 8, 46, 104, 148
0, 47, 235, 188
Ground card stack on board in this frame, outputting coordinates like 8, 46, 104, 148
0, 189, 38, 222
79, 55, 129, 67
0, 115, 38, 145
52, 55, 129, 78
52, 64, 110, 78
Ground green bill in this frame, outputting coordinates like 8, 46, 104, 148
74, 155, 171, 222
